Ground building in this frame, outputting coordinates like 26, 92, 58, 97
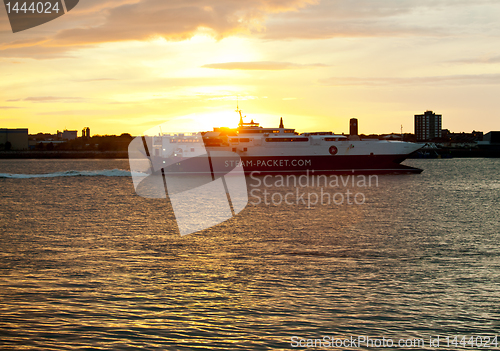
82, 127, 91, 138
481, 131, 500, 144
478, 131, 500, 147
57, 129, 78, 140
441, 129, 483, 143
414, 111, 442, 141
0, 128, 29, 150
349, 118, 358, 136
477, 131, 500, 152
62, 130, 78, 140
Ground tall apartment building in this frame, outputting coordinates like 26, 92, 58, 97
414, 111, 442, 141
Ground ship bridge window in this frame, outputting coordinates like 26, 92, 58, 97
324, 138, 338, 142
239, 138, 250, 143
230, 138, 238, 143
265, 137, 309, 142
170, 139, 199, 143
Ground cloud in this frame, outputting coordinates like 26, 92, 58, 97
74, 78, 119, 82
2, 0, 499, 59
36, 109, 109, 115
262, 20, 445, 39
23, 96, 85, 103
49, 0, 317, 46
0, 106, 22, 109
202, 61, 327, 70
449, 56, 500, 64
261, 0, 500, 39
0, 45, 85, 59
0, 0, 317, 57
0, 37, 50, 50
320, 74, 500, 86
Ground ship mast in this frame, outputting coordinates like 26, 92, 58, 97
236, 98, 244, 128
236, 98, 259, 128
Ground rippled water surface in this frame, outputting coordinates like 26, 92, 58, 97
1, 159, 499, 350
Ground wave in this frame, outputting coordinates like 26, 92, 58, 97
0, 169, 134, 179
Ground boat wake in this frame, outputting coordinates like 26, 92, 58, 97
0, 169, 135, 179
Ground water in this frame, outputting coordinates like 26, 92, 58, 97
1, 159, 499, 350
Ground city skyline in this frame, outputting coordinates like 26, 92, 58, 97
19, 109, 494, 138
2, 1, 500, 135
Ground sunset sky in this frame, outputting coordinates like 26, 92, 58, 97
1, 0, 500, 136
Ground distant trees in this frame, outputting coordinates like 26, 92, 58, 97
94, 134, 133, 151
97, 141, 112, 152
5, 141, 12, 151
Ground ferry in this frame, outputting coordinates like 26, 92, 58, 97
144, 108, 424, 175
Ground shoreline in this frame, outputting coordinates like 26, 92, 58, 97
408, 148, 500, 159
0, 151, 129, 159
1, 148, 500, 159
